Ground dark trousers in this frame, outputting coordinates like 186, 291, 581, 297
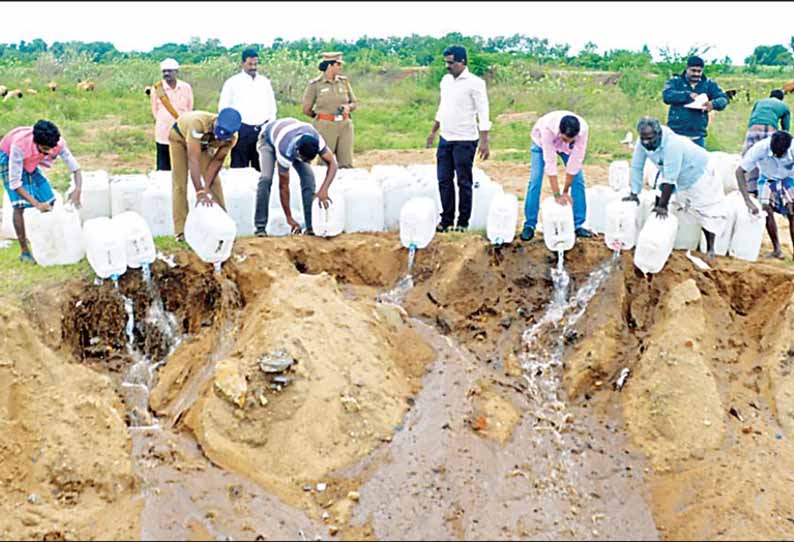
254, 139, 316, 232
436, 137, 478, 228
230, 123, 262, 171
156, 143, 171, 171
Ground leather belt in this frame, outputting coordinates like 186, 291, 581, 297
316, 113, 349, 122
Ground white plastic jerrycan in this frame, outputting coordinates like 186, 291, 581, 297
637, 189, 659, 231
709, 151, 741, 195
70, 170, 111, 222
604, 199, 639, 251
112, 211, 156, 269
24, 202, 84, 266
541, 197, 575, 252
2, 190, 17, 239
383, 175, 420, 231
142, 178, 174, 237
699, 191, 738, 256
83, 216, 127, 279
486, 192, 518, 245
399, 197, 437, 250
670, 198, 702, 251
585, 185, 621, 234
470, 179, 504, 230
3, 190, 64, 239
312, 188, 346, 238
608, 160, 630, 192
729, 195, 765, 262
224, 179, 256, 237
344, 181, 385, 233
633, 212, 679, 274
184, 204, 237, 264
110, 174, 148, 217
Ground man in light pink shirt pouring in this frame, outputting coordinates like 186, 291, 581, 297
520, 110, 592, 241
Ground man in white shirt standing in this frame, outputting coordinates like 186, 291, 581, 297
218, 48, 277, 171
426, 45, 491, 232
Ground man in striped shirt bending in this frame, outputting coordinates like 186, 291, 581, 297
255, 117, 339, 236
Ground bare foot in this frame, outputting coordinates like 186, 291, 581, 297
763, 250, 785, 260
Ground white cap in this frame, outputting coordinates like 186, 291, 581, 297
160, 58, 179, 71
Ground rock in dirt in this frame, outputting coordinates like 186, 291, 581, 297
214, 358, 248, 408
258, 349, 295, 374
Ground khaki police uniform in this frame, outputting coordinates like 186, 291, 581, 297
169, 111, 238, 235
302, 53, 357, 168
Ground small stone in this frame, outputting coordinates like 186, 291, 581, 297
704, 419, 711, 427
259, 349, 295, 374
322, 511, 330, 521
26, 493, 39, 505
258, 392, 269, 407
347, 491, 360, 502
316, 483, 327, 492
302, 485, 313, 492
328, 526, 339, 536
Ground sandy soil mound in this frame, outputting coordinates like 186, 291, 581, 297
148, 241, 435, 506
559, 251, 794, 540
0, 304, 140, 540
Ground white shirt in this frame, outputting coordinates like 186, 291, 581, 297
435, 68, 492, 141
218, 70, 277, 126
740, 137, 794, 180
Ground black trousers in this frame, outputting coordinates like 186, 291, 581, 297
156, 143, 171, 171
230, 123, 262, 171
436, 137, 478, 228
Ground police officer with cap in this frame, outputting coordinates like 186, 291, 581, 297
302, 52, 358, 168
169, 107, 242, 240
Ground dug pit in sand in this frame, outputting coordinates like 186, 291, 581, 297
153, 266, 435, 506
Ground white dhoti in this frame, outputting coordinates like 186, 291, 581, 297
671, 162, 730, 237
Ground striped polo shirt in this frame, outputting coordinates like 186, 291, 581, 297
261, 117, 327, 172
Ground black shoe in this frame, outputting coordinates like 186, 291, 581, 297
436, 224, 451, 233
255, 230, 268, 238
520, 225, 535, 241
452, 225, 467, 232
303, 228, 314, 236
575, 227, 594, 238
175, 233, 185, 242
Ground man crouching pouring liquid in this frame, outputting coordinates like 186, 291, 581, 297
623, 116, 730, 259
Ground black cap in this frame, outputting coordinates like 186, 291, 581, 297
687, 56, 704, 68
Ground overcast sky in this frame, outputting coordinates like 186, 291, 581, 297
5, 1, 793, 64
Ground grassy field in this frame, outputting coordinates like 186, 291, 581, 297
1, 55, 793, 293
1, 55, 794, 193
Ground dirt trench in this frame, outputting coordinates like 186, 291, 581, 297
3, 233, 794, 540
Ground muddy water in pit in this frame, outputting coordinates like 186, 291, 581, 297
113, 274, 323, 541
332, 251, 658, 540
67, 244, 658, 540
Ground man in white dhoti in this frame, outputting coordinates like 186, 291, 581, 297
623, 116, 730, 259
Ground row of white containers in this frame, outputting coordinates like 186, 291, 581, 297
1, 164, 508, 240
581, 153, 765, 272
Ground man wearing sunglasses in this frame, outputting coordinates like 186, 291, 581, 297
426, 45, 491, 233
0, 120, 82, 264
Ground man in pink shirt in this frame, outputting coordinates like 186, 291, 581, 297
0, 120, 82, 264
151, 58, 193, 171
521, 110, 592, 241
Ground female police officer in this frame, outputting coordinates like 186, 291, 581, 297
302, 52, 358, 168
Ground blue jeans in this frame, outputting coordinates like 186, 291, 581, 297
523, 143, 586, 229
